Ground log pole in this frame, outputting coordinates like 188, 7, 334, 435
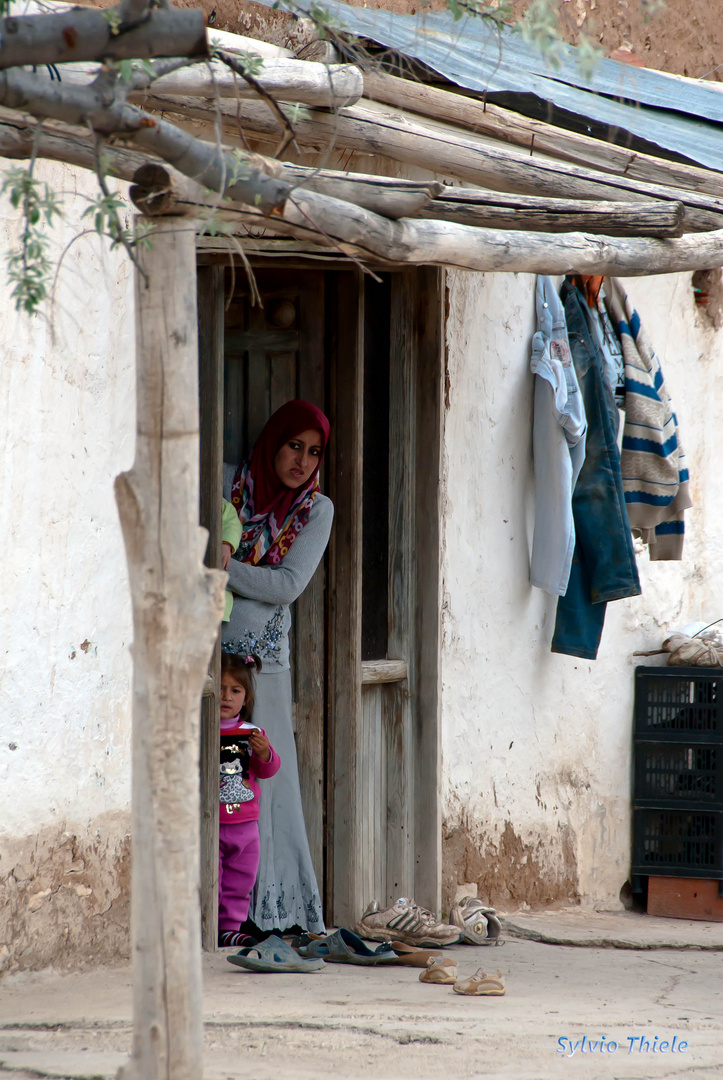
115, 217, 226, 1080
141, 92, 723, 232
127, 165, 723, 279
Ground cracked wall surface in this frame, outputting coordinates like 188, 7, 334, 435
440, 270, 723, 910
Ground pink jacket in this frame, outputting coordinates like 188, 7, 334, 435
219, 719, 280, 824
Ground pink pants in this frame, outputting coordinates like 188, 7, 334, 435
218, 820, 261, 933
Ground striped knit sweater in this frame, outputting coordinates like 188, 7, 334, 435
608, 280, 691, 560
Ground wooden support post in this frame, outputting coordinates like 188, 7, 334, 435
197, 264, 225, 952
326, 270, 364, 929
292, 272, 327, 893
115, 218, 226, 1080
385, 272, 416, 905
411, 267, 444, 915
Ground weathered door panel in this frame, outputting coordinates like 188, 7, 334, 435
330, 265, 443, 924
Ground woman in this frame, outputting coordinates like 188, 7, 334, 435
222, 399, 333, 934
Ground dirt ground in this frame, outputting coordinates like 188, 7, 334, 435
2, 911, 722, 1080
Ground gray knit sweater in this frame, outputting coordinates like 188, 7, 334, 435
221, 462, 334, 671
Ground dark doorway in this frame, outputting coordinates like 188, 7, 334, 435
198, 260, 444, 940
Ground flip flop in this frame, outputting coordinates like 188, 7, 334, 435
419, 957, 458, 984
389, 941, 444, 967
298, 928, 399, 965
227, 935, 326, 973
453, 968, 506, 996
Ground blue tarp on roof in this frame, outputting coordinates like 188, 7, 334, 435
258, 0, 723, 171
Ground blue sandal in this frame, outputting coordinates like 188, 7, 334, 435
297, 928, 399, 965
227, 935, 326, 973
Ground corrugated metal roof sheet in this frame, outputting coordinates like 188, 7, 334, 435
258, 0, 723, 172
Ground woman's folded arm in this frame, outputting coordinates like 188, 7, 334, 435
225, 497, 334, 606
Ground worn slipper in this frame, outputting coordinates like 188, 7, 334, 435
390, 942, 444, 967
227, 935, 325, 973
419, 957, 458, 984
453, 968, 506, 996
298, 928, 398, 965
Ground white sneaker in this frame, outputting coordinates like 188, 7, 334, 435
355, 897, 462, 947
448, 896, 503, 945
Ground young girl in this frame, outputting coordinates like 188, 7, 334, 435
218, 650, 280, 948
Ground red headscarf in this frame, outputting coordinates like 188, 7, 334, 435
231, 400, 330, 566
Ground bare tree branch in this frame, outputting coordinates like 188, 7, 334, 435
0, 106, 150, 178
0, 4, 206, 69
128, 55, 209, 91
215, 49, 299, 158
0, 69, 292, 213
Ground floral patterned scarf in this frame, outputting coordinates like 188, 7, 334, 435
230, 400, 330, 566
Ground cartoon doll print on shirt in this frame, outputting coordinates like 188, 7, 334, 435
219, 734, 255, 804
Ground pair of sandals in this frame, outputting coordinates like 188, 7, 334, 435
227, 928, 443, 973
420, 957, 506, 996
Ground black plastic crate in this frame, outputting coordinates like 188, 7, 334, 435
635, 741, 723, 809
635, 666, 723, 738
632, 807, 723, 879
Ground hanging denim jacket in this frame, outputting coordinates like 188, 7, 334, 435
551, 279, 641, 661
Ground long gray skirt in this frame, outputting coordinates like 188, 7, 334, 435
248, 668, 325, 933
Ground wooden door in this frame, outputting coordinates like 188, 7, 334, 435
326, 267, 444, 927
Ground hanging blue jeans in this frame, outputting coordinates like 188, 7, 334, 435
551, 280, 641, 660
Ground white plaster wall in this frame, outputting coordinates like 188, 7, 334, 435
441, 269, 723, 909
0, 160, 136, 840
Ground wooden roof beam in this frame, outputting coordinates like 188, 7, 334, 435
130, 162, 723, 278
362, 70, 723, 201
141, 92, 723, 232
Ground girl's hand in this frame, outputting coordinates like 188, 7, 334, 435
248, 731, 271, 762
221, 542, 233, 571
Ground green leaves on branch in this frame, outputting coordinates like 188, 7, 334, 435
518, 0, 564, 67
445, 0, 514, 27
1, 163, 155, 317
231, 51, 265, 78
575, 33, 603, 81
82, 190, 153, 252
1, 168, 63, 315
227, 147, 254, 186
102, 8, 123, 37
83, 190, 129, 245
118, 58, 157, 83
444, 0, 610, 77
304, 2, 342, 33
